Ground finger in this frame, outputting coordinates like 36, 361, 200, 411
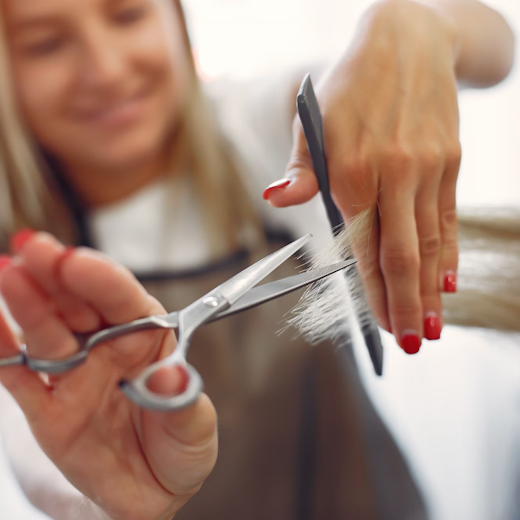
379, 190, 423, 354
415, 183, 443, 341
438, 147, 461, 293
19, 233, 101, 333
58, 248, 159, 325
346, 208, 391, 332
0, 263, 79, 360
263, 121, 319, 207
0, 292, 50, 420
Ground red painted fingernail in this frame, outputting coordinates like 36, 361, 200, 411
54, 247, 75, 278
424, 313, 441, 341
10, 229, 35, 254
401, 330, 421, 355
444, 271, 457, 293
262, 179, 291, 200
0, 255, 12, 273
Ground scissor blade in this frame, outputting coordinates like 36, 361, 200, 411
209, 258, 357, 322
216, 234, 312, 306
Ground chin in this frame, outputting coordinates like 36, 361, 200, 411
86, 128, 170, 172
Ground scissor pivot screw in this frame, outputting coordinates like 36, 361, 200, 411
203, 297, 220, 308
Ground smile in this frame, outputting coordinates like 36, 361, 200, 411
77, 89, 151, 129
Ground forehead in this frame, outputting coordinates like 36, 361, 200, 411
2, 0, 129, 27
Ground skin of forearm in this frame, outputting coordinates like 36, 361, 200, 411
415, 0, 515, 86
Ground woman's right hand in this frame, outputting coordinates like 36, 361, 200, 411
0, 233, 218, 520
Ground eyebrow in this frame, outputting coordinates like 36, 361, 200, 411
11, 16, 63, 33
9, 0, 145, 34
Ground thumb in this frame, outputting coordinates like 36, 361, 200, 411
146, 365, 217, 446
263, 125, 319, 207
143, 366, 218, 495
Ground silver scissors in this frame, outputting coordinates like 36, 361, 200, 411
0, 235, 356, 411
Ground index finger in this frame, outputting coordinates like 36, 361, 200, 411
57, 248, 161, 326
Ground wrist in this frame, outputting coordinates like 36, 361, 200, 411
364, 0, 460, 67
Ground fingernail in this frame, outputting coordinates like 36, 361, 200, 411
444, 271, 457, 293
401, 330, 421, 355
54, 247, 75, 278
424, 313, 441, 341
10, 229, 35, 254
0, 255, 12, 274
262, 179, 291, 200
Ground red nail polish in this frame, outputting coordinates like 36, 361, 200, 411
444, 271, 457, 293
424, 313, 441, 341
10, 229, 35, 254
401, 332, 421, 355
0, 255, 12, 273
262, 179, 291, 200
54, 247, 75, 278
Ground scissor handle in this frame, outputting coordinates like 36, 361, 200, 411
119, 354, 203, 411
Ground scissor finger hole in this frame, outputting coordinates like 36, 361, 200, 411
145, 364, 189, 396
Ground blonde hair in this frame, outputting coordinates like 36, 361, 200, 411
0, 0, 259, 256
289, 206, 520, 340
443, 207, 520, 332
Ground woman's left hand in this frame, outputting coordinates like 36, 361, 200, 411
264, 0, 462, 353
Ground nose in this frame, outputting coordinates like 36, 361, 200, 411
79, 25, 128, 93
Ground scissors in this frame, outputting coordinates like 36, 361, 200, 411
0, 234, 356, 411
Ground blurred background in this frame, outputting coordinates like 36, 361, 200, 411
1, 1, 519, 519
184, 0, 520, 207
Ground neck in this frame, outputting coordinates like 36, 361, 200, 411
61, 152, 171, 208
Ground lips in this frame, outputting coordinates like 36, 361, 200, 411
76, 89, 151, 128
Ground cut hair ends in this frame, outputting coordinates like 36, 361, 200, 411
286, 207, 520, 343
284, 209, 373, 344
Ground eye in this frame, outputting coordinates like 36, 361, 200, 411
24, 37, 66, 57
114, 4, 149, 25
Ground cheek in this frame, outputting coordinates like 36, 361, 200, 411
14, 62, 72, 144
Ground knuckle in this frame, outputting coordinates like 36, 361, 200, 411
346, 154, 369, 177
336, 155, 373, 194
420, 282, 438, 299
443, 240, 459, 259
380, 144, 414, 172
446, 141, 462, 169
418, 234, 441, 257
419, 144, 444, 172
381, 246, 420, 276
440, 209, 458, 234
392, 300, 422, 320
286, 152, 313, 173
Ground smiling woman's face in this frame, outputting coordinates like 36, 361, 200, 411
3, 0, 187, 173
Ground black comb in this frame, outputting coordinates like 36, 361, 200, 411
297, 74, 384, 376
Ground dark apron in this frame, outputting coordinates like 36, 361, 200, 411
137, 242, 428, 520
47, 156, 427, 519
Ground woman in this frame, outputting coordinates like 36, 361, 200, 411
0, 0, 514, 519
